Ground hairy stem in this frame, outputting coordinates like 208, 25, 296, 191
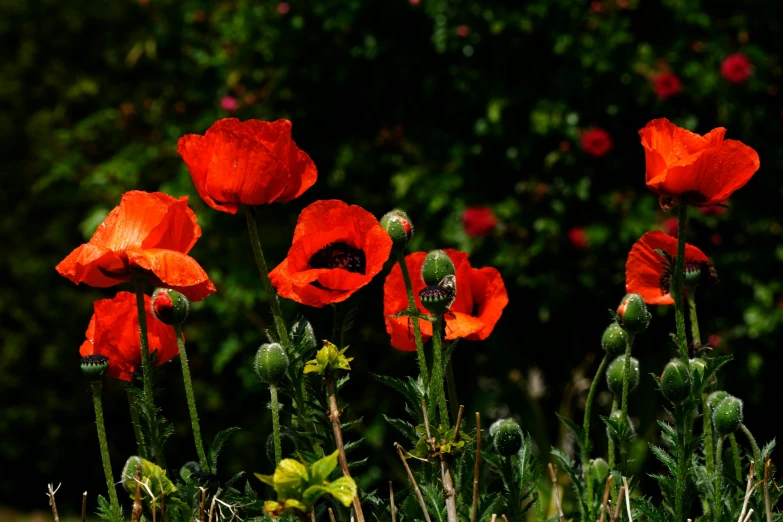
674, 406, 689, 522
673, 203, 690, 365
127, 388, 147, 460
687, 290, 701, 348
174, 324, 209, 471
245, 205, 290, 350
270, 384, 282, 465
619, 333, 635, 474
714, 436, 725, 522
740, 423, 763, 480
325, 375, 364, 522
703, 394, 715, 477
608, 396, 618, 471
503, 456, 522, 520
91, 383, 122, 522
396, 251, 429, 387
583, 351, 611, 520
430, 316, 450, 427
729, 434, 742, 481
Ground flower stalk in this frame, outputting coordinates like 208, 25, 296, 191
396, 251, 429, 387
619, 333, 635, 473
582, 351, 611, 519
174, 323, 209, 471
430, 316, 450, 427
91, 383, 122, 522
126, 388, 147, 460
270, 384, 283, 464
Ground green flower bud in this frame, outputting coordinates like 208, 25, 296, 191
601, 322, 629, 356
689, 358, 715, 391
421, 250, 455, 286
255, 343, 289, 385
707, 391, 730, 411
81, 354, 109, 382
380, 209, 413, 250
589, 458, 609, 485
659, 359, 691, 404
712, 396, 743, 436
606, 355, 640, 395
151, 288, 190, 325
489, 418, 523, 456
606, 410, 634, 443
266, 432, 297, 464
121, 456, 144, 493
616, 294, 651, 334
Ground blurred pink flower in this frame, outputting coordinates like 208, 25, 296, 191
568, 227, 588, 250
277, 2, 290, 14
456, 25, 470, 38
653, 72, 682, 100
590, 1, 603, 12
708, 334, 722, 347
220, 96, 239, 112
580, 128, 612, 157
698, 199, 728, 216
410, 0, 421, 4
721, 53, 752, 84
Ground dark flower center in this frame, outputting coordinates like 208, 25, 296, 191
309, 242, 366, 275
659, 259, 719, 295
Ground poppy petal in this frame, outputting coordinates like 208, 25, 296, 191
444, 312, 485, 340
178, 133, 239, 213
56, 244, 129, 287
141, 194, 202, 253
465, 266, 509, 340
126, 249, 216, 302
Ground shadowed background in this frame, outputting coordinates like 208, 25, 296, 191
2, 0, 783, 517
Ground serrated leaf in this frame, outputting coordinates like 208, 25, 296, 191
649, 444, 677, 474
209, 426, 240, 472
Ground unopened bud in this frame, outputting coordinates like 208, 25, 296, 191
421, 250, 455, 286
601, 322, 629, 356
151, 288, 190, 325
606, 355, 640, 395
707, 391, 730, 411
380, 209, 413, 250
589, 458, 609, 485
712, 395, 743, 435
490, 418, 523, 456
689, 358, 715, 391
659, 359, 691, 403
255, 343, 289, 385
607, 410, 634, 443
81, 354, 109, 382
616, 294, 651, 334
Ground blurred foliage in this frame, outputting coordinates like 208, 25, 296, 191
2, 0, 783, 515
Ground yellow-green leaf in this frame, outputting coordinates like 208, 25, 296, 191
304, 341, 353, 376
310, 450, 339, 485
326, 476, 357, 507
273, 458, 308, 497
254, 473, 275, 488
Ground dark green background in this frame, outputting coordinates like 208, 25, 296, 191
2, 0, 782, 515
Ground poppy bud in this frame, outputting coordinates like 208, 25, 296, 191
616, 294, 651, 334
689, 358, 715, 391
489, 418, 523, 456
255, 343, 289, 385
659, 359, 691, 403
380, 209, 413, 250
607, 410, 634, 443
151, 288, 190, 325
81, 354, 109, 382
606, 355, 640, 395
589, 458, 609, 485
266, 432, 297, 463
421, 250, 455, 286
707, 390, 730, 411
712, 395, 743, 435
601, 322, 629, 356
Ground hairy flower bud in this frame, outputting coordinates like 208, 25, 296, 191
81, 354, 109, 382
151, 288, 191, 325
712, 395, 743, 435
689, 358, 715, 391
606, 355, 640, 395
255, 343, 289, 385
421, 250, 455, 286
380, 209, 413, 250
607, 410, 634, 443
659, 359, 691, 403
589, 458, 609, 485
707, 390, 730, 411
616, 293, 651, 334
601, 322, 629, 356
490, 418, 523, 456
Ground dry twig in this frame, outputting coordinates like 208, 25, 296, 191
739, 461, 756, 522
329, 507, 337, 522
390, 481, 397, 522
599, 475, 613, 522
622, 476, 632, 522
81, 491, 87, 522
765, 459, 773, 522
548, 463, 565, 522
611, 486, 625, 522
394, 442, 432, 522
131, 467, 143, 522
46, 483, 61, 522
422, 400, 458, 522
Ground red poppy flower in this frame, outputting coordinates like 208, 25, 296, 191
269, 200, 392, 307
384, 249, 508, 351
653, 72, 682, 100
720, 53, 752, 84
56, 191, 215, 302
80, 292, 179, 381
567, 227, 588, 250
462, 207, 498, 237
581, 128, 613, 157
177, 118, 317, 214
625, 231, 717, 305
639, 118, 760, 207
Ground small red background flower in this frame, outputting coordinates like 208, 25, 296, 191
581, 128, 613, 157
653, 72, 682, 100
384, 249, 508, 352
639, 118, 759, 207
568, 227, 588, 250
177, 118, 317, 214
721, 53, 752, 84
625, 230, 711, 305
462, 207, 498, 237
269, 200, 392, 307
56, 191, 215, 301
80, 292, 179, 381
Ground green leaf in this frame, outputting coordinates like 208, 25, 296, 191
310, 450, 339, 485
301, 484, 330, 506
304, 341, 354, 375
273, 459, 309, 498
209, 426, 240, 472
254, 473, 275, 488
325, 476, 358, 507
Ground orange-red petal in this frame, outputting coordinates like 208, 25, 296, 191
56, 244, 130, 287
126, 249, 216, 302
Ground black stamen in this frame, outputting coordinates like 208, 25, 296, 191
309, 242, 366, 274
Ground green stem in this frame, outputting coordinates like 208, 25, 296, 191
582, 352, 611, 521
91, 383, 122, 522
740, 423, 763, 480
270, 384, 282, 464
430, 316, 449, 427
673, 204, 691, 366
445, 358, 459, 423
703, 394, 715, 477
174, 324, 209, 471
245, 205, 291, 350
126, 388, 147, 460
729, 434, 742, 481
687, 290, 701, 348
396, 251, 430, 387
132, 274, 154, 410
619, 333, 635, 474
503, 456, 522, 520
714, 436, 724, 522
608, 396, 618, 470
674, 406, 689, 522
